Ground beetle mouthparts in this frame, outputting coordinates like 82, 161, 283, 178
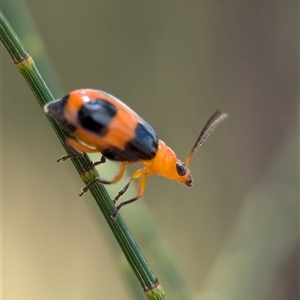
185, 175, 193, 187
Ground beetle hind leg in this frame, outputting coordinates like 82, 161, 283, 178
57, 151, 82, 162
57, 138, 98, 162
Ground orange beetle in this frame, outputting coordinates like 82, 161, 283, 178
44, 89, 227, 218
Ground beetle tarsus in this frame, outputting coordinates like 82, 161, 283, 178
93, 155, 106, 166
111, 209, 119, 220
57, 152, 81, 163
79, 180, 96, 196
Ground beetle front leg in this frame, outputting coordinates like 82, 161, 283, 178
112, 177, 133, 204
111, 169, 147, 219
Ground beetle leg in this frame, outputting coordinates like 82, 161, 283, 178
112, 177, 133, 204
79, 163, 127, 196
57, 138, 98, 162
111, 168, 147, 219
57, 152, 82, 162
93, 155, 106, 166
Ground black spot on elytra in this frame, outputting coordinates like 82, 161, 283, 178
101, 122, 158, 162
78, 99, 117, 136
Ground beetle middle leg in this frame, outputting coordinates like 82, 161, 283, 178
79, 162, 127, 196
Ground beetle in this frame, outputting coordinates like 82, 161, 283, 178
44, 89, 227, 218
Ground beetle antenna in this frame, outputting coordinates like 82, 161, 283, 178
185, 110, 228, 167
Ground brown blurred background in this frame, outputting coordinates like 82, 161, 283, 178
2, 0, 298, 299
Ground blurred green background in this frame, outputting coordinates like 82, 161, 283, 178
2, 1, 298, 299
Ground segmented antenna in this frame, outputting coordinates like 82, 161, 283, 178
185, 110, 228, 167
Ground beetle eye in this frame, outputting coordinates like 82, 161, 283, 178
176, 162, 187, 176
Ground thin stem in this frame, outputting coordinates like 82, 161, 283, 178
0, 10, 165, 299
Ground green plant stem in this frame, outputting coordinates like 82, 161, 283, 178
0, 10, 166, 299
